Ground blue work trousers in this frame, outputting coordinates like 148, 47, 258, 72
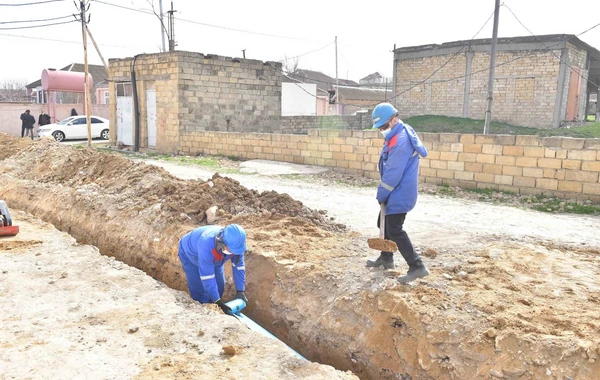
178, 246, 225, 303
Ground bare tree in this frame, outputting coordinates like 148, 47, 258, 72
0, 78, 29, 102
279, 55, 300, 76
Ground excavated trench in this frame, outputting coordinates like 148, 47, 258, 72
2, 135, 600, 380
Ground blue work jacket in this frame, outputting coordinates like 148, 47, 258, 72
377, 120, 428, 214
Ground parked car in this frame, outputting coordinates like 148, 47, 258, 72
37, 116, 110, 142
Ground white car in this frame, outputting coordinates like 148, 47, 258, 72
37, 115, 110, 142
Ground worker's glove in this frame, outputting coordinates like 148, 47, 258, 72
215, 299, 232, 315
235, 290, 248, 304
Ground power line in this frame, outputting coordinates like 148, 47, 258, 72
0, 19, 77, 30
0, 0, 64, 5
0, 32, 137, 48
92, 0, 320, 42
0, 14, 73, 24
384, 8, 497, 104
504, 3, 599, 88
280, 41, 334, 62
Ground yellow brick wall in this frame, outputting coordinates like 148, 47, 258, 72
182, 130, 600, 202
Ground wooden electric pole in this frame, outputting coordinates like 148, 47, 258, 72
335, 36, 339, 115
483, 0, 501, 134
79, 0, 93, 147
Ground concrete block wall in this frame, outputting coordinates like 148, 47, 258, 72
396, 49, 562, 128
419, 133, 600, 201
182, 130, 600, 202
175, 52, 282, 133
278, 115, 372, 134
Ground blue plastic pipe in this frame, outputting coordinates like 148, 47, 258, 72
225, 299, 306, 360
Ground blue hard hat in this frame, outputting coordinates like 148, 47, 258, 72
371, 102, 398, 129
222, 224, 247, 254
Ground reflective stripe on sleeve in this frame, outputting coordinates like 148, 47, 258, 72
200, 274, 215, 280
234, 266, 245, 271
380, 181, 394, 191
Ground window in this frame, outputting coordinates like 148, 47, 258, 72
73, 118, 86, 125
91, 118, 103, 124
103, 91, 109, 104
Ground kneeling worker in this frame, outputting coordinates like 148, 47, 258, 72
178, 224, 248, 314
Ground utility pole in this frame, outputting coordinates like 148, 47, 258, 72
78, 0, 93, 147
483, 0, 501, 134
242, 49, 246, 59
167, 1, 177, 51
335, 36, 339, 115
159, 0, 166, 52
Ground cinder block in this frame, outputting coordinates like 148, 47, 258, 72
568, 150, 597, 160
440, 152, 459, 161
536, 178, 558, 190
495, 156, 516, 165
440, 134, 460, 143
516, 135, 540, 146
465, 162, 483, 172
582, 183, 600, 195
494, 135, 516, 145
540, 137, 562, 147
503, 146, 525, 156
420, 167, 437, 177
482, 144, 503, 155
450, 143, 463, 152
475, 135, 495, 144
476, 154, 496, 164
483, 164, 503, 175
582, 161, 600, 172
454, 171, 474, 180
565, 170, 598, 183
437, 169, 454, 179
524, 146, 545, 157
561, 138, 585, 149
537, 158, 562, 169
515, 157, 538, 167
474, 172, 495, 183
463, 144, 482, 153
523, 167, 543, 177
514, 176, 536, 187
503, 166, 522, 176
447, 161, 465, 171
495, 175, 513, 185
558, 181, 583, 193
459, 134, 475, 144
430, 160, 448, 169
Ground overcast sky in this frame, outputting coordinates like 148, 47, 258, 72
0, 0, 598, 85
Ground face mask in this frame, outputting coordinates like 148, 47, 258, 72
380, 129, 391, 138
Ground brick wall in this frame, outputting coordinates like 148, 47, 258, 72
183, 130, 600, 202
395, 49, 564, 128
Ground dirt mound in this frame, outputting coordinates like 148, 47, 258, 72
1, 136, 344, 232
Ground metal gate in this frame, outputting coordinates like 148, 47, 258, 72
117, 96, 133, 146
146, 90, 157, 148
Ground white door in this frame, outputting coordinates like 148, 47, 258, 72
117, 97, 133, 146
146, 90, 157, 148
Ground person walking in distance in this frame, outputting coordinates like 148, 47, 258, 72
366, 102, 430, 284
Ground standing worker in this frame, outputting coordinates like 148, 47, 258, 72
178, 224, 248, 314
366, 103, 430, 283
20, 109, 36, 140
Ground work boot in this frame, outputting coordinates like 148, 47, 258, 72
397, 264, 429, 284
366, 252, 395, 270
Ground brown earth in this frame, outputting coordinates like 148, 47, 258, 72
1, 133, 599, 379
